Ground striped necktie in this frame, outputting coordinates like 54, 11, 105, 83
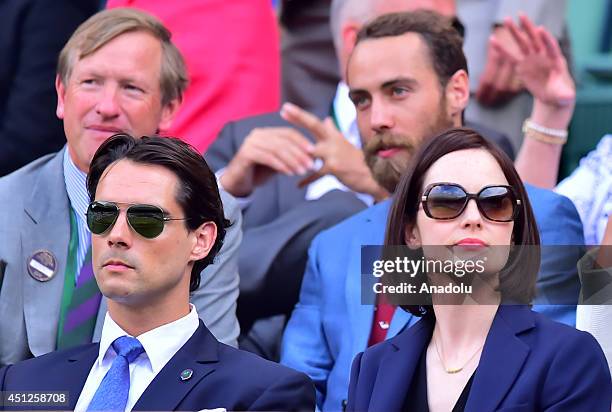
57, 246, 102, 349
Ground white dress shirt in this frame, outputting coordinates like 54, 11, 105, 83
75, 305, 200, 412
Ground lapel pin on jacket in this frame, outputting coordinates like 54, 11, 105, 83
27, 250, 57, 282
180, 369, 194, 381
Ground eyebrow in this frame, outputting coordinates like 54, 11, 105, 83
74, 70, 147, 86
349, 76, 419, 96
380, 77, 418, 89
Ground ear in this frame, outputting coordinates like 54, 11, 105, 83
55, 75, 66, 120
444, 69, 469, 121
190, 222, 217, 262
342, 20, 361, 57
404, 224, 422, 250
158, 98, 181, 132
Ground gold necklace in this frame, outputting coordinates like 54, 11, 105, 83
433, 336, 484, 374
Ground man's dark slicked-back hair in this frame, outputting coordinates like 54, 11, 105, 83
355, 10, 467, 88
87, 134, 230, 292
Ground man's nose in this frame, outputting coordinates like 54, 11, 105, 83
106, 212, 132, 248
95, 85, 121, 118
370, 99, 395, 133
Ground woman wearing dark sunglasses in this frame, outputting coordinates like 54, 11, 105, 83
346, 128, 611, 412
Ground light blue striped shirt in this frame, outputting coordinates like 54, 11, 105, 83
63, 147, 92, 284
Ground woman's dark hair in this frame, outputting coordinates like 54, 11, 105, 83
87, 133, 230, 292
385, 128, 540, 316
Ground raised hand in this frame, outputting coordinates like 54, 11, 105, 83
476, 25, 525, 107
280, 102, 388, 200
220, 125, 315, 197
510, 14, 576, 189
490, 14, 575, 111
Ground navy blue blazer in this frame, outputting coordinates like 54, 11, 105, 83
0, 320, 315, 411
347, 305, 611, 411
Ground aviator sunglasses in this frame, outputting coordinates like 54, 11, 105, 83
86, 201, 188, 239
421, 183, 521, 222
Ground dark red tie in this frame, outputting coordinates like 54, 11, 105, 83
367, 293, 396, 346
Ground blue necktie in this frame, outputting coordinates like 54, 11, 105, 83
87, 336, 145, 412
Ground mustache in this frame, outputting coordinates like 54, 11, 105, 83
363, 132, 416, 156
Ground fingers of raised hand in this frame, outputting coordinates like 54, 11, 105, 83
243, 128, 314, 175
519, 14, 544, 53
490, 34, 520, 65
479, 56, 522, 107
245, 146, 297, 176
539, 26, 563, 62
322, 117, 343, 139
310, 137, 356, 176
504, 17, 532, 56
496, 59, 516, 89
281, 103, 331, 142
298, 168, 328, 188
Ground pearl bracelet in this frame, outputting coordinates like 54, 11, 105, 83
522, 119, 568, 145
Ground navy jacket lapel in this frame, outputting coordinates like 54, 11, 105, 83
466, 305, 534, 411
133, 321, 218, 411
369, 315, 433, 411
65, 344, 100, 410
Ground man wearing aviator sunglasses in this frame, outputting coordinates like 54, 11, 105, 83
86, 202, 190, 239
0, 8, 241, 368
0, 134, 316, 411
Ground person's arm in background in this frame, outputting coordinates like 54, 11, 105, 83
0, 0, 99, 176
191, 190, 242, 347
491, 15, 576, 188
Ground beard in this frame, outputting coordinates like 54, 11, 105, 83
363, 109, 454, 193
363, 132, 415, 193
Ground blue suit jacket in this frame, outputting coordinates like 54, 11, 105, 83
281, 184, 584, 411
347, 305, 611, 411
0, 321, 315, 411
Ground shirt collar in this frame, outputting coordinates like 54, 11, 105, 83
63, 147, 90, 225
97, 304, 200, 373
332, 81, 361, 148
